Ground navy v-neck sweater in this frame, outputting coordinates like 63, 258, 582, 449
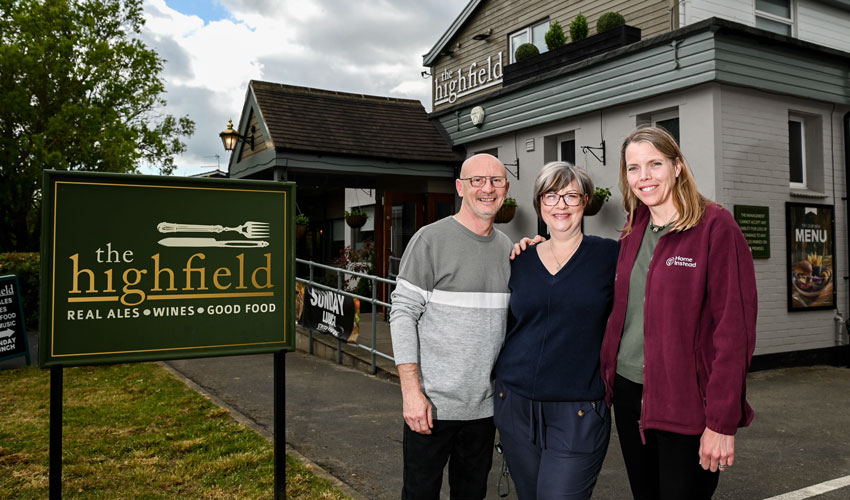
493, 234, 618, 401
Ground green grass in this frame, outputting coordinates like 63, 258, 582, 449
0, 363, 352, 499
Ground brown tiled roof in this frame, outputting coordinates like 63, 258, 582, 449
250, 80, 462, 163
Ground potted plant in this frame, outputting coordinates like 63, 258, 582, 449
495, 197, 518, 223
584, 187, 611, 216
345, 208, 368, 228
295, 213, 309, 238
504, 12, 640, 86
514, 43, 540, 61
545, 20, 567, 50
569, 13, 589, 42
597, 11, 626, 33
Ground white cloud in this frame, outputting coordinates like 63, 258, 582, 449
141, 0, 461, 174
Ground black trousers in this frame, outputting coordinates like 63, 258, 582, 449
401, 417, 495, 500
613, 374, 720, 500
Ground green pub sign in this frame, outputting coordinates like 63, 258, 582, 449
734, 205, 770, 259
39, 171, 295, 367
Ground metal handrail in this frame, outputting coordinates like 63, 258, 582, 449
295, 258, 395, 373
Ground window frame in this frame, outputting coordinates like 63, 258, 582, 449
509, 19, 550, 63
755, 0, 795, 36
789, 115, 807, 189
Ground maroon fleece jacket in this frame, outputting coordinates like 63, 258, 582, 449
600, 203, 758, 437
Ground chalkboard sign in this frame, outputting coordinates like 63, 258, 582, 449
0, 275, 31, 364
734, 205, 770, 259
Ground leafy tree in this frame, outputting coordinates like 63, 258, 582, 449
0, 0, 195, 251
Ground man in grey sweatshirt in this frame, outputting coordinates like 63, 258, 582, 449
389, 153, 512, 500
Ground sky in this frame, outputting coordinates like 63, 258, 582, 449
140, 0, 463, 175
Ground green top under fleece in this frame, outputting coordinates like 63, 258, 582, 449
389, 216, 512, 420
616, 222, 671, 384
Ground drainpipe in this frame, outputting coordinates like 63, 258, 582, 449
842, 111, 850, 346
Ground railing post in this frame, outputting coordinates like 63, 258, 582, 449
371, 276, 378, 375
308, 262, 314, 354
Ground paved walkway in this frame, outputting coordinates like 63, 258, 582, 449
6, 331, 850, 499
163, 330, 850, 500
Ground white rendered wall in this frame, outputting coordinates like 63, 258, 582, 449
464, 82, 849, 355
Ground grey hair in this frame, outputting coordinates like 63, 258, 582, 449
532, 161, 594, 218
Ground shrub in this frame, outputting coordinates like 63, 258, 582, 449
0, 252, 40, 329
570, 13, 589, 42
295, 213, 309, 225
545, 20, 567, 50
597, 12, 626, 33
514, 42, 540, 61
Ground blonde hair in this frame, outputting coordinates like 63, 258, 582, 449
618, 126, 712, 236
532, 162, 594, 219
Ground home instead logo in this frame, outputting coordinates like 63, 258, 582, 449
666, 255, 697, 268
434, 52, 503, 105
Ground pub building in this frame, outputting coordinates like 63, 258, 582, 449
227, 0, 850, 365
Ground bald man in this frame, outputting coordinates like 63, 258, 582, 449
389, 154, 513, 500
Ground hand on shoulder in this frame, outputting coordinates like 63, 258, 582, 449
510, 235, 546, 260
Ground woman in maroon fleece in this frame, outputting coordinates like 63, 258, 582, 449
600, 126, 758, 500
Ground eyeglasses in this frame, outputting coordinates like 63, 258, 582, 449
541, 192, 585, 206
459, 176, 508, 188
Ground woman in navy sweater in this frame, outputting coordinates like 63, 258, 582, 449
493, 162, 618, 500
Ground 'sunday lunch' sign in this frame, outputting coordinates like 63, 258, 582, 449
0, 275, 30, 363
39, 171, 295, 367
434, 51, 503, 106
295, 282, 357, 342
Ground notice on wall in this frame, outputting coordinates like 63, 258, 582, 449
786, 203, 835, 311
734, 205, 770, 259
39, 170, 296, 367
0, 275, 30, 363
295, 282, 358, 342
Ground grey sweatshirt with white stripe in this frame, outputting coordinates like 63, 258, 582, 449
389, 216, 512, 420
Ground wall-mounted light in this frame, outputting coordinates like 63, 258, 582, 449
472, 28, 492, 41
421, 70, 432, 78
470, 106, 486, 127
219, 119, 254, 152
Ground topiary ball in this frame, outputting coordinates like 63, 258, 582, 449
515, 42, 540, 61
570, 13, 589, 42
597, 12, 626, 33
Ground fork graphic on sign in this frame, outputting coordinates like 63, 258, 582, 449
156, 221, 270, 248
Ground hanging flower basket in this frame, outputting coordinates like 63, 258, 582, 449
495, 199, 517, 224
296, 224, 307, 239
345, 214, 368, 228
584, 195, 605, 216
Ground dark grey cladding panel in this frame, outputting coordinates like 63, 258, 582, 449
440, 27, 850, 146
439, 31, 718, 145
713, 36, 850, 103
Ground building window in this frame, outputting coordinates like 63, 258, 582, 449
637, 108, 680, 145
510, 19, 549, 63
788, 112, 823, 192
755, 0, 794, 36
789, 117, 805, 187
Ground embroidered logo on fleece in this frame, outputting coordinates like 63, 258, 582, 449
666, 256, 697, 268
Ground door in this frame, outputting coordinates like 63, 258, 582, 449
383, 193, 424, 280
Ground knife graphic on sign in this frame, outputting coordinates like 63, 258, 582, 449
158, 238, 269, 248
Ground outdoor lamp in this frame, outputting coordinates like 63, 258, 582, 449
219, 119, 254, 151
